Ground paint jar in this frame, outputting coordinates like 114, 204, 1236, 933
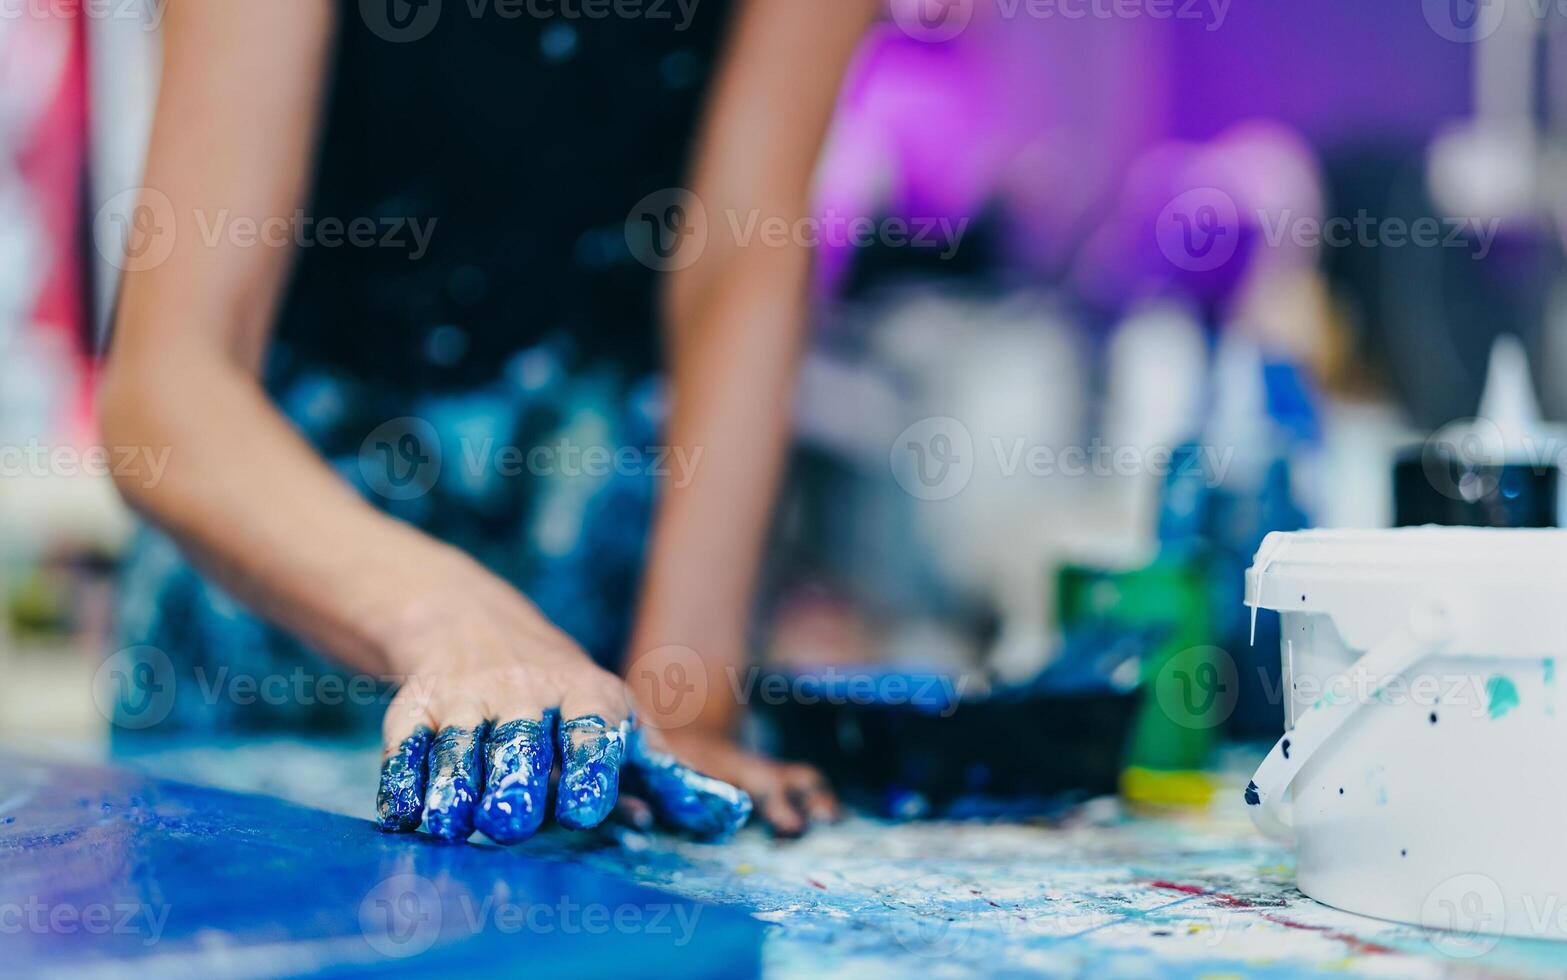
1245, 527, 1567, 944
1057, 560, 1218, 807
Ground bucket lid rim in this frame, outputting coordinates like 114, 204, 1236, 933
1246, 527, 1567, 610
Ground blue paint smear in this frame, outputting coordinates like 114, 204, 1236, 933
424, 724, 488, 841
374, 725, 432, 833
476, 712, 556, 843
625, 730, 752, 839
1243, 780, 1261, 806
555, 715, 627, 831
0, 753, 764, 976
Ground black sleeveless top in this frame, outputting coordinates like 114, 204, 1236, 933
273, 1, 734, 391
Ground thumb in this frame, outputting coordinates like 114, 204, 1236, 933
624, 728, 753, 838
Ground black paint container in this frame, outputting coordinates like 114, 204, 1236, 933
757, 657, 1142, 819
1393, 450, 1558, 528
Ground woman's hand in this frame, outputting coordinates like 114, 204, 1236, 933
369, 555, 753, 843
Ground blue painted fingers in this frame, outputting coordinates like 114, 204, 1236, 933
374, 714, 752, 842
475, 712, 557, 844
375, 725, 433, 832
423, 723, 489, 841
555, 715, 628, 831
624, 729, 753, 839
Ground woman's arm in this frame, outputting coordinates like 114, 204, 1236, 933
624, 0, 879, 833
103, 3, 421, 669
100, 0, 434, 670
99, 1, 655, 843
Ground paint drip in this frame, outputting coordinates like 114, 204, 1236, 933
476, 712, 556, 843
375, 725, 432, 833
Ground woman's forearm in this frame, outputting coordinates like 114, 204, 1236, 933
623, 0, 878, 733
93, 0, 495, 680
625, 254, 814, 733
98, 344, 472, 678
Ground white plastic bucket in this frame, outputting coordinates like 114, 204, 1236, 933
1245, 527, 1567, 948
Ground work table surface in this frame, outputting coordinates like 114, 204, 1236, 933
11, 736, 1565, 979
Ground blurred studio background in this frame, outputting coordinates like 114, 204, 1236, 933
3, 1, 1565, 809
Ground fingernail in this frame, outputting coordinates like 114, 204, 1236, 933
375, 726, 433, 833
475, 717, 553, 844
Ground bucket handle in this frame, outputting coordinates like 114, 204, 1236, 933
1244, 600, 1454, 841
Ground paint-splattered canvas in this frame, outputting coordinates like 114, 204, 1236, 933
103, 738, 1567, 979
